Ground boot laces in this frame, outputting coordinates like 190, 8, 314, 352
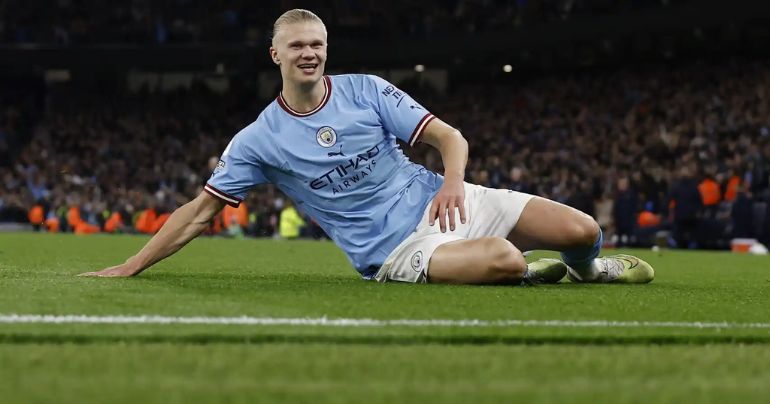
598, 257, 625, 280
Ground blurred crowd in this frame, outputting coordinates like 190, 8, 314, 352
0, 79, 297, 238
424, 61, 770, 248
2, 59, 770, 248
1, 0, 680, 45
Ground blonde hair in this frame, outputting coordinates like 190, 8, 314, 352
272, 9, 326, 45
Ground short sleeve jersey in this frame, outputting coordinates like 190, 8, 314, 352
205, 74, 443, 278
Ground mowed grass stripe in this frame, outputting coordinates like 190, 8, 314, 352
3, 332, 770, 346
3, 313, 770, 330
3, 343, 770, 404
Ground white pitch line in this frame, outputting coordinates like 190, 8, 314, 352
0, 314, 769, 330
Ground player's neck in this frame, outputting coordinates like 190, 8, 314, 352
281, 79, 326, 113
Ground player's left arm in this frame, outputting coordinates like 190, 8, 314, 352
420, 118, 468, 233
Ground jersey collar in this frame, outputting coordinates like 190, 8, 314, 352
276, 76, 332, 117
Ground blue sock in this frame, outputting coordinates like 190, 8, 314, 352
560, 230, 603, 271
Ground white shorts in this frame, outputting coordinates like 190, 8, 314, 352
373, 182, 535, 283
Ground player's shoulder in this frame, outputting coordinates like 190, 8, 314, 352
328, 73, 389, 91
232, 103, 282, 142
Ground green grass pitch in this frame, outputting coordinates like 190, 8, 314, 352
1, 233, 770, 403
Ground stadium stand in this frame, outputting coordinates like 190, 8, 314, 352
1, 59, 769, 248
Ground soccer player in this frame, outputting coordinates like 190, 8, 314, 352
81, 9, 654, 285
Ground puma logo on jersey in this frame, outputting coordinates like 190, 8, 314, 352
328, 145, 345, 157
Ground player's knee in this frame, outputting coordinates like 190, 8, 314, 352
569, 214, 601, 247
486, 237, 526, 282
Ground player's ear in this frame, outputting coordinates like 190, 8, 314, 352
269, 47, 280, 65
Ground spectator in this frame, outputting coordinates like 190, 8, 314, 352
279, 201, 305, 240
669, 166, 703, 248
730, 185, 754, 238
613, 176, 638, 247
698, 171, 721, 218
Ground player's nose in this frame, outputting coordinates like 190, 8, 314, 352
300, 47, 316, 58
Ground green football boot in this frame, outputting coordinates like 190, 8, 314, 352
523, 258, 569, 285
567, 254, 654, 284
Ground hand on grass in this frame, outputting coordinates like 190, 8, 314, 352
78, 263, 138, 277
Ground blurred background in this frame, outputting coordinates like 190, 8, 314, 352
1, 0, 770, 250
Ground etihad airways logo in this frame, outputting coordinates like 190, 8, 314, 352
310, 144, 380, 194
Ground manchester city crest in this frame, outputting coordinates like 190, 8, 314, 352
410, 251, 423, 272
316, 126, 337, 148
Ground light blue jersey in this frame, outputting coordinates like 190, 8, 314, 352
205, 74, 443, 278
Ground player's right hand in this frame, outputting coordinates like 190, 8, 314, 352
78, 263, 138, 277
428, 179, 466, 233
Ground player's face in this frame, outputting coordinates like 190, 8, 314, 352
270, 22, 328, 86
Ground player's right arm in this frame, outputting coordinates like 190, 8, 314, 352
81, 121, 267, 277
79, 192, 225, 277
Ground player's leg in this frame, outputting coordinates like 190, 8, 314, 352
508, 196, 653, 283
507, 196, 600, 252
427, 236, 568, 285
428, 237, 527, 284
374, 183, 572, 286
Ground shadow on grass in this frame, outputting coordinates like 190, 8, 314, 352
2, 332, 770, 346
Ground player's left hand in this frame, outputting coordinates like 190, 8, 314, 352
429, 179, 466, 232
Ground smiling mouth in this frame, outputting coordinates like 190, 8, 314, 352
298, 63, 319, 74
